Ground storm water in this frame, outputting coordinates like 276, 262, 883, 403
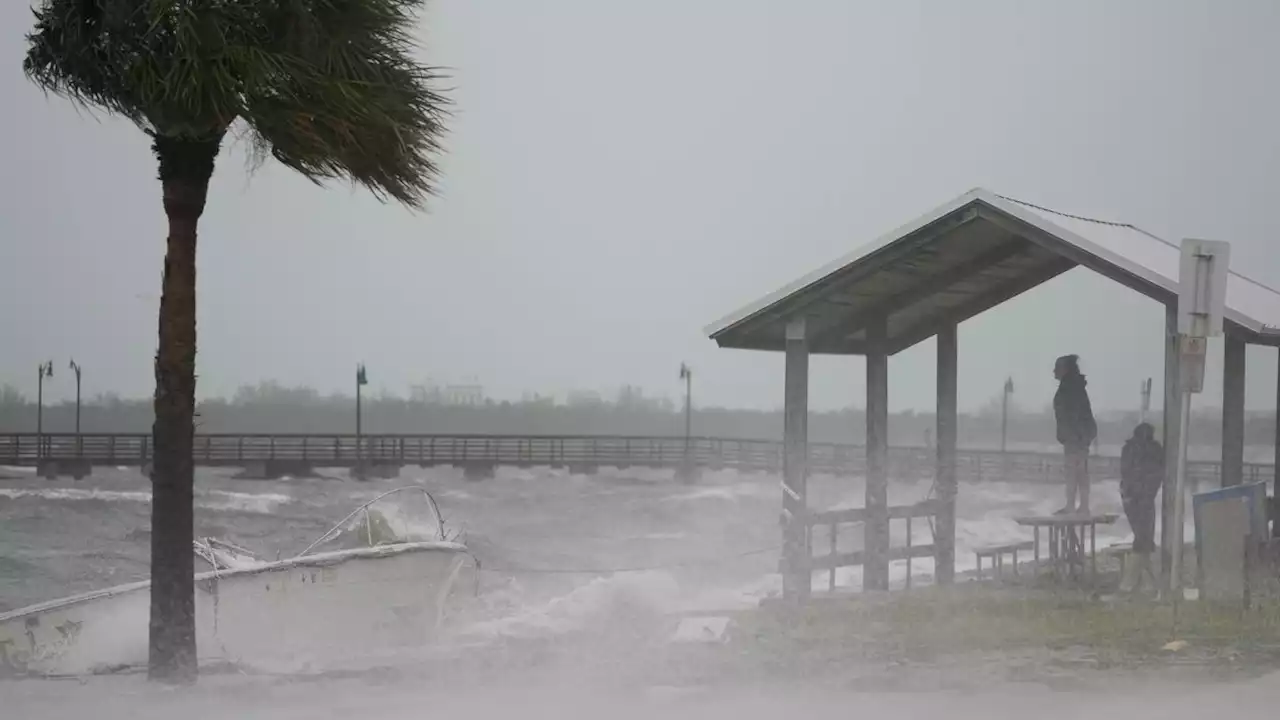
0, 464, 1183, 718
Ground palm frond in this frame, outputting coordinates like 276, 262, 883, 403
240, 0, 450, 205
24, 0, 448, 207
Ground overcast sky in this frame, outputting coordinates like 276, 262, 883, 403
3, 0, 1280, 414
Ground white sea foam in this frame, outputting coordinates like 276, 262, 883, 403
0, 486, 290, 514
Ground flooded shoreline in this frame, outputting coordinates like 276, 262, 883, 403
0, 464, 1272, 717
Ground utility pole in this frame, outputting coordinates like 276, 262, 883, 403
679, 363, 693, 482
36, 360, 53, 459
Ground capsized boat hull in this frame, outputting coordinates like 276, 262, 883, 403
0, 541, 473, 676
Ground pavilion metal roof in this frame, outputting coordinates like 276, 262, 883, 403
705, 188, 1280, 354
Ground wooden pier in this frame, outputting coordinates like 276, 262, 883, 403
0, 432, 1270, 484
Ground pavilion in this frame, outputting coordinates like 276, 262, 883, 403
704, 187, 1280, 599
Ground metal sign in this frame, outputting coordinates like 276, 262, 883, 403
1193, 481, 1268, 604
1170, 238, 1231, 597
1178, 335, 1208, 394
1178, 239, 1230, 337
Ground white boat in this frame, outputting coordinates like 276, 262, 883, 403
0, 487, 477, 677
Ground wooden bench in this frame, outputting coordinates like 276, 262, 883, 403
1100, 542, 1132, 575
974, 540, 1035, 580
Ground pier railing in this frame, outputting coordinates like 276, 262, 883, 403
0, 432, 1270, 485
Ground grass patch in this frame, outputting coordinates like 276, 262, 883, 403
704, 585, 1280, 683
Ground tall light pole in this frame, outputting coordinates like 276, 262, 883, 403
680, 363, 693, 436
1000, 376, 1014, 454
36, 360, 53, 459
679, 363, 693, 479
69, 360, 83, 449
356, 363, 368, 468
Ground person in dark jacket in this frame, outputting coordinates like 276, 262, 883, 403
1053, 354, 1097, 515
1119, 422, 1163, 592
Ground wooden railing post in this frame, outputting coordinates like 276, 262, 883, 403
828, 521, 837, 591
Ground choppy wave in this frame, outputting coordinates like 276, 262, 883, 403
0, 487, 153, 504
459, 570, 686, 639
0, 487, 290, 514
0, 466, 1165, 685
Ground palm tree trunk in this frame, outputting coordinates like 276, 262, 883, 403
147, 133, 222, 684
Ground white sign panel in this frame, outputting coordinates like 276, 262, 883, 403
1178, 238, 1231, 337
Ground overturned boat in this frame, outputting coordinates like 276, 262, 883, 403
0, 487, 476, 676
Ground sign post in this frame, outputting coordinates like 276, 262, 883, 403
1171, 239, 1230, 597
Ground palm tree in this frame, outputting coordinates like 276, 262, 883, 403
23, 0, 448, 683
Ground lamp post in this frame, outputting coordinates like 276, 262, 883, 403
1000, 377, 1014, 479
36, 360, 53, 459
68, 360, 83, 452
679, 363, 693, 481
356, 363, 368, 471
1000, 376, 1014, 454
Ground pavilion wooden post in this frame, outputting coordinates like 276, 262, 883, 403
1161, 304, 1182, 579
1274, 349, 1280, 537
1220, 333, 1246, 487
864, 314, 890, 591
781, 316, 811, 603
935, 323, 958, 585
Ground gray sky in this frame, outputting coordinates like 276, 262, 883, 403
3, 0, 1280, 414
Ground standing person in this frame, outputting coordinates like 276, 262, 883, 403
1119, 422, 1163, 592
1053, 354, 1097, 515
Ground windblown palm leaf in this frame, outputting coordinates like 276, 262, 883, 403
25, 0, 448, 204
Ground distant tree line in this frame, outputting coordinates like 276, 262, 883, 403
0, 381, 1274, 451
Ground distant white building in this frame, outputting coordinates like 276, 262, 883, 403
409, 376, 484, 406
443, 378, 484, 406
408, 382, 442, 404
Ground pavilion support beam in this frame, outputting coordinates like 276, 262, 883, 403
1221, 334, 1246, 488
980, 207, 1173, 304
1161, 304, 1181, 580
781, 316, 811, 603
864, 314, 890, 591
934, 322, 958, 585
715, 205, 981, 343
890, 257, 1075, 355
810, 238, 1028, 348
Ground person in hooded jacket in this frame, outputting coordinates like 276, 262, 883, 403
1053, 354, 1097, 515
1119, 422, 1163, 592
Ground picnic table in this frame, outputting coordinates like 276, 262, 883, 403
1014, 513, 1119, 584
